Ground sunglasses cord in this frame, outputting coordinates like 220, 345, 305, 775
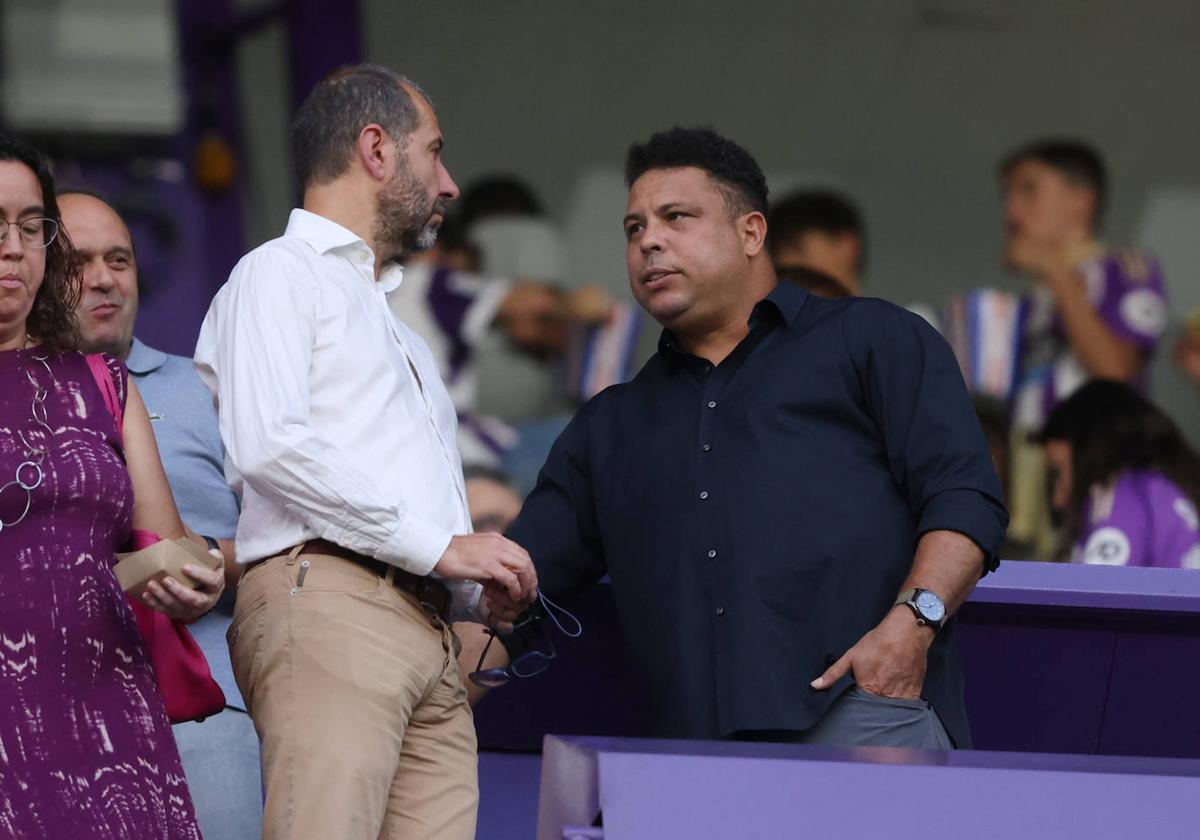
537, 589, 583, 638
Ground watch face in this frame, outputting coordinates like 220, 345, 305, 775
915, 590, 946, 622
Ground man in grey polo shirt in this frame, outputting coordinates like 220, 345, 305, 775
60, 191, 260, 840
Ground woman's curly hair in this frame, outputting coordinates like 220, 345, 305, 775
1, 133, 81, 352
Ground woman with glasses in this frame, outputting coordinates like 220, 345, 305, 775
0, 134, 221, 837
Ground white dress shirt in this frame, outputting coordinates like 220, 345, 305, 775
195, 209, 480, 617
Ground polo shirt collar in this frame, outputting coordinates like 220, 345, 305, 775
126, 337, 167, 375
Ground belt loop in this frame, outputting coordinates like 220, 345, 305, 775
384, 565, 396, 585
285, 542, 306, 566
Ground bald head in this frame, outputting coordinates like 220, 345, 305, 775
60, 192, 139, 358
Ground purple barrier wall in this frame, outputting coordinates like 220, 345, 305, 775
537, 735, 1200, 840
473, 562, 1200, 759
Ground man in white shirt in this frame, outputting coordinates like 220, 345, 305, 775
195, 64, 537, 840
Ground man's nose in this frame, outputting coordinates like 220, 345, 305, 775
85, 263, 115, 291
639, 221, 665, 254
438, 161, 460, 201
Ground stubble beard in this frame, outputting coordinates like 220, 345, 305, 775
374, 163, 446, 262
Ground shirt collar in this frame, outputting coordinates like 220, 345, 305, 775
760, 279, 809, 327
656, 280, 810, 362
286, 208, 364, 254
125, 337, 167, 375
285, 208, 405, 294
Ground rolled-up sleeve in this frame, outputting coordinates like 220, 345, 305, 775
848, 301, 1009, 571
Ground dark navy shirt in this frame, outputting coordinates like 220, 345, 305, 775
507, 281, 1008, 746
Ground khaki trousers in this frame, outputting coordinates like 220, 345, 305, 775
228, 549, 478, 840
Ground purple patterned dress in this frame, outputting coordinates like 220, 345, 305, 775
0, 348, 201, 838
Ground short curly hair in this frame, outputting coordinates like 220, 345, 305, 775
0, 133, 81, 352
625, 127, 769, 217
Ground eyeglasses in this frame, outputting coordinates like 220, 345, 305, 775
469, 589, 582, 689
0, 217, 59, 249
470, 617, 556, 688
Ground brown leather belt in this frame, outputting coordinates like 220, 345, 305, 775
248, 539, 452, 622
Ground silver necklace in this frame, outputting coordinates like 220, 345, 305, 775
0, 347, 54, 533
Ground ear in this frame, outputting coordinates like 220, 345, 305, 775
1080, 187, 1099, 231
740, 211, 768, 258
355, 124, 392, 182
1068, 184, 1098, 232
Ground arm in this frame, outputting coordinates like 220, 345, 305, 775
200, 253, 533, 600
1043, 267, 1141, 381
466, 407, 608, 702
811, 531, 981, 698
215, 539, 240, 587
122, 380, 224, 620
496, 282, 613, 356
813, 304, 1008, 698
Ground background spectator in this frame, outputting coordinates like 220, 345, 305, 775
60, 190, 260, 840
767, 189, 865, 297
0, 132, 221, 840
1040, 380, 1200, 569
1002, 140, 1169, 559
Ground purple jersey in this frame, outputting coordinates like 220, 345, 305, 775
1013, 249, 1167, 432
1073, 470, 1200, 569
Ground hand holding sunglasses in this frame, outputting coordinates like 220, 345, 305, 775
470, 590, 582, 689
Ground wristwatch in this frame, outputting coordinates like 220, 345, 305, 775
894, 588, 946, 632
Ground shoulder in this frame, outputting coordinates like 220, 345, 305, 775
224, 236, 321, 296
55, 349, 128, 412
834, 296, 946, 357
839, 296, 935, 329
96, 352, 129, 405
143, 350, 208, 392
1100, 248, 1163, 285
209, 236, 324, 326
1129, 470, 1199, 529
1076, 472, 1161, 566
590, 352, 666, 411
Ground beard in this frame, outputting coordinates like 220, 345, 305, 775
374, 163, 447, 261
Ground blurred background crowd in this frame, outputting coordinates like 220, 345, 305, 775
4, 0, 1200, 570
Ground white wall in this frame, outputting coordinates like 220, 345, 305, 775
356, 0, 1200, 433
364, 0, 1200, 297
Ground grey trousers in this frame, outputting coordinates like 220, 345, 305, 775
173, 708, 263, 840
736, 686, 954, 749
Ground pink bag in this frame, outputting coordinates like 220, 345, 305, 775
86, 354, 226, 723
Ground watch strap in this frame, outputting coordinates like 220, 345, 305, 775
894, 587, 944, 631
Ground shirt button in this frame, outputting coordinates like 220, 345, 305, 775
699, 491, 709, 500
715, 607, 726, 617
702, 444, 712, 452
707, 549, 717, 558
707, 400, 717, 409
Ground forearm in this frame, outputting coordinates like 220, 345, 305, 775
900, 529, 985, 618
216, 538, 241, 587
811, 529, 985, 694
1048, 269, 1140, 381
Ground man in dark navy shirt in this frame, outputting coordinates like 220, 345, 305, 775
493, 128, 1007, 748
